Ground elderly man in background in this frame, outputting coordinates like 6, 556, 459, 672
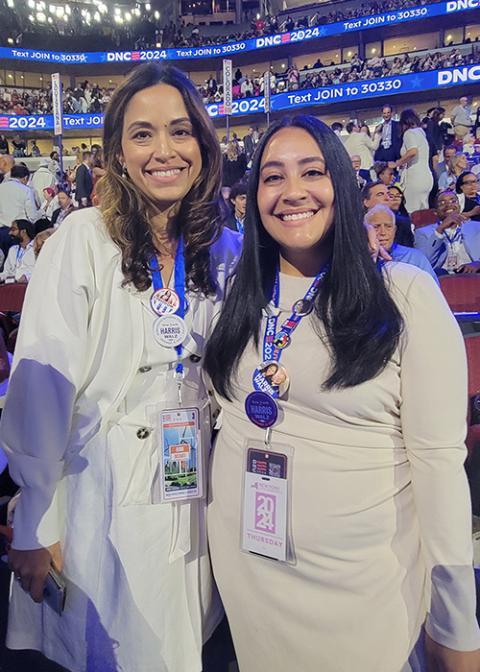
351, 155, 371, 188
363, 180, 414, 247
365, 204, 437, 282
451, 96, 472, 141
415, 190, 480, 274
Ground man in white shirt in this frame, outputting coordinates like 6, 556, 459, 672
0, 219, 36, 283
451, 96, 472, 140
31, 159, 56, 205
0, 164, 42, 257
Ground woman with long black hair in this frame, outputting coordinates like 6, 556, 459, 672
205, 115, 480, 671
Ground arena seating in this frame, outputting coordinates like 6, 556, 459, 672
440, 276, 480, 313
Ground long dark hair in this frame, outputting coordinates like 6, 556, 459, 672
399, 108, 421, 135
204, 115, 403, 398
98, 63, 222, 294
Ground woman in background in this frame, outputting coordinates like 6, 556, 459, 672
391, 108, 433, 213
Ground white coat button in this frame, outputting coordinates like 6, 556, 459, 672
138, 365, 152, 373
136, 427, 151, 439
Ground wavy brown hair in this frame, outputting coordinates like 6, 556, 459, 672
97, 63, 223, 294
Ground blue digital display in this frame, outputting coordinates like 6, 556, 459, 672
0, 65, 478, 130
0, 0, 477, 64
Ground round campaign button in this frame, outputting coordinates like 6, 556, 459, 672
153, 315, 188, 348
273, 330, 290, 349
150, 288, 181, 316
245, 391, 278, 429
252, 361, 290, 399
292, 298, 313, 317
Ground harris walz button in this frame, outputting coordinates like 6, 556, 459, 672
136, 427, 151, 439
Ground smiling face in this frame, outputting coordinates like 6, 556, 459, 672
120, 83, 202, 213
436, 191, 460, 220
257, 127, 335, 262
382, 106, 392, 122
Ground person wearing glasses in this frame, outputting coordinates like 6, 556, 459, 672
415, 190, 480, 274
456, 171, 480, 222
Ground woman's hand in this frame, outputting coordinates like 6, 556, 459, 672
426, 633, 480, 672
9, 542, 63, 603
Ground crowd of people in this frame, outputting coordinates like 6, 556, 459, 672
0, 144, 103, 277
220, 99, 480, 274
1, 0, 435, 53
0, 61, 479, 672
197, 46, 480, 104
1, 42, 479, 120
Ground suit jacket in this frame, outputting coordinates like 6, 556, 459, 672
415, 219, 480, 270
223, 212, 244, 234
243, 134, 255, 160
374, 120, 402, 163
75, 163, 93, 203
395, 214, 414, 247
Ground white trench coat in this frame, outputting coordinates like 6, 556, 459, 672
0, 208, 241, 672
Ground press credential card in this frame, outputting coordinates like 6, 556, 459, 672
241, 448, 288, 561
158, 407, 203, 502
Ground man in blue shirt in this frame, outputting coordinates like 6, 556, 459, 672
365, 204, 438, 284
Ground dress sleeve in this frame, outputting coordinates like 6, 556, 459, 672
402, 128, 419, 153
399, 268, 480, 650
0, 219, 95, 550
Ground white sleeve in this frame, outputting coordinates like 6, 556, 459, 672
0, 222, 95, 549
15, 246, 36, 282
403, 129, 418, 152
399, 269, 480, 650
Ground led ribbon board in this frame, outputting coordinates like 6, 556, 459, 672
0, 0, 476, 64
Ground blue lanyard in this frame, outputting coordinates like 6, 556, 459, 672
15, 245, 26, 263
444, 226, 463, 245
262, 264, 329, 367
149, 237, 186, 375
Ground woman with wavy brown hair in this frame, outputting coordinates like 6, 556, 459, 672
3, 63, 241, 672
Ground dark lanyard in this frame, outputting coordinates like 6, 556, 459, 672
149, 237, 186, 375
